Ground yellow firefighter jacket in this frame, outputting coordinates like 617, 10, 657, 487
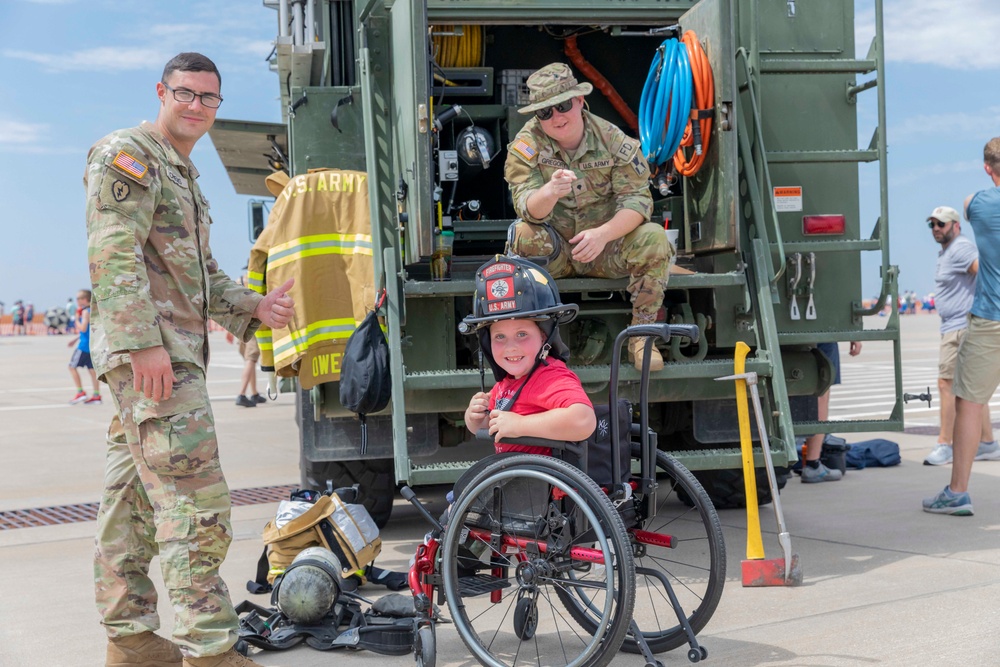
248, 169, 374, 389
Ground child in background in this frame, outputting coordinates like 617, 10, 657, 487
68, 289, 101, 404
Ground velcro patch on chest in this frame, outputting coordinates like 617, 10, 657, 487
579, 159, 612, 170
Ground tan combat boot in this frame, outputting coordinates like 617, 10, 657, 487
182, 647, 264, 667
106, 632, 182, 666
629, 337, 664, 372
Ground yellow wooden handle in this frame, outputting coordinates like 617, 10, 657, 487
734, 341, 764, 560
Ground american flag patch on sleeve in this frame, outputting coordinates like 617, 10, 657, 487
112, 151, 148, 180
511, 139, 536, 161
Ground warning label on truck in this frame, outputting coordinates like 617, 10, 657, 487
773, 186, 803, 212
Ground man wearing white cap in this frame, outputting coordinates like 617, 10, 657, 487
924, 136, 1000, 515
922, 205, 996, 466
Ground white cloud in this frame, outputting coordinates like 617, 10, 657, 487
3, 46, 166, 72
890, 105, 1000, 142
0, 117, 80, 154
0, 118, 48, 145
888, 158, 984, 188
859, 0, 1000, 70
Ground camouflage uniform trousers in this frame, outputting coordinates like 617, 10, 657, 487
510, 219, 672, 324
95, 362, 238, 658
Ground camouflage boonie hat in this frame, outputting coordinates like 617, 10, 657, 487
517, 63, 593, 115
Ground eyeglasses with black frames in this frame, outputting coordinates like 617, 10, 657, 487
535, 99, 574, 121
928, 220, 951, 229
162, 82, 223, 109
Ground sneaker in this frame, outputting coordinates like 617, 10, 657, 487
922, 486, 974, 516
85, 394, 102, 405
251, 393, 267, 404
235, 395, 256, 408
923, 444, 953, 466
975, 440, 1000, 461
801, 461, 843, 483
69, 391, 87, 404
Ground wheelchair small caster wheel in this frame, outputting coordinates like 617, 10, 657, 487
688, 648, 701, 663
644, 661, 664, 667
416, 625, 436, 667
514, 597, 538, 640
700, 646, 708, 660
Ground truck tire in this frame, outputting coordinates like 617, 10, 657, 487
300, 457, 396, 528
688, 467, 790, 510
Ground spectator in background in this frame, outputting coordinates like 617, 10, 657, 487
12, 300, 25, 335
924, 137, 1000, 515
25, 302, 34, 329
227, 273, 266, 408
922, 206, 995, 466
67, 290, 101, 404
65, 296, 77, 334
800, 341, 862, 483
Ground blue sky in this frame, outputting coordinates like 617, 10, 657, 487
1, 0, 999, 312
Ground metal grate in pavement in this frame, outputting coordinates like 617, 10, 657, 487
0, 484, 297, 531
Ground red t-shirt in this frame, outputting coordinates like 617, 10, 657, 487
489, 359, 593, 455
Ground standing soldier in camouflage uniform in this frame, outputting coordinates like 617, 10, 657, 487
85, 53, 295, 667
505, 62, 671, 371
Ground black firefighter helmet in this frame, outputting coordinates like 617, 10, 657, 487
459, 255, 578, 381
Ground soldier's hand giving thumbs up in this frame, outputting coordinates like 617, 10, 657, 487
255, 278, 296, 329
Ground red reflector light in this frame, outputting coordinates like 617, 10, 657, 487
803, 215, 846, 235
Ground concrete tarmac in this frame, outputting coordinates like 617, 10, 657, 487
2, 321, 999, 666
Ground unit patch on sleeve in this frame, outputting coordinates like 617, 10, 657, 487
111, 180, 130, 202
630, 154, 648, 178
112, 151, 148, 180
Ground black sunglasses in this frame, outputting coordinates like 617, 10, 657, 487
928, 220, 951, 229
535, 99, 574, 121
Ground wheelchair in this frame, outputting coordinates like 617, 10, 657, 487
402, 323, 726, 667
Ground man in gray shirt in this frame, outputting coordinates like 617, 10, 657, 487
923, 205, 998, 465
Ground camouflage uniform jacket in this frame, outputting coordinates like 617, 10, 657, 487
505, 110, 653, 241
84, 121, 262, 380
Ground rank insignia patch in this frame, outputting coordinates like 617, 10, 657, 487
112, 180, 130, 202
112, 151, 148, 180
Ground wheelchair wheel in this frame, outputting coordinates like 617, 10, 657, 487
556, 450, 725, 655
441, 455, 635, 667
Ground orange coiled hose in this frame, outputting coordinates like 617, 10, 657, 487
673, 30, 714, 176
564, 35, 639, 134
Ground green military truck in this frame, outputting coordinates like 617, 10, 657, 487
211, 0, 903, 526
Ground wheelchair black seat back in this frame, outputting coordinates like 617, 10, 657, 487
404, 324, 726, 667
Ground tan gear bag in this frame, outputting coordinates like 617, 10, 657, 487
249, 492, 382, 593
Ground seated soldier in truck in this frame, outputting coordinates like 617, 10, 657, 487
504, 62, 671, 371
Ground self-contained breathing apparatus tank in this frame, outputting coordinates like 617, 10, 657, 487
273, 547, 345, 625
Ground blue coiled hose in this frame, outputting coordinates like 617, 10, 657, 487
639, 38, 692, 168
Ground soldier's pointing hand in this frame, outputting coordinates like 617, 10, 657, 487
545, 168, 577, 199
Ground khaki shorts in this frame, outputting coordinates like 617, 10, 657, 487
954, 315, 1000, 404
939, 328, 968, 380
238, 336, 261, 363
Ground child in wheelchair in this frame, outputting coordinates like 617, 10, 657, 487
402, 256, 722, 666
462, 255, 596, 454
